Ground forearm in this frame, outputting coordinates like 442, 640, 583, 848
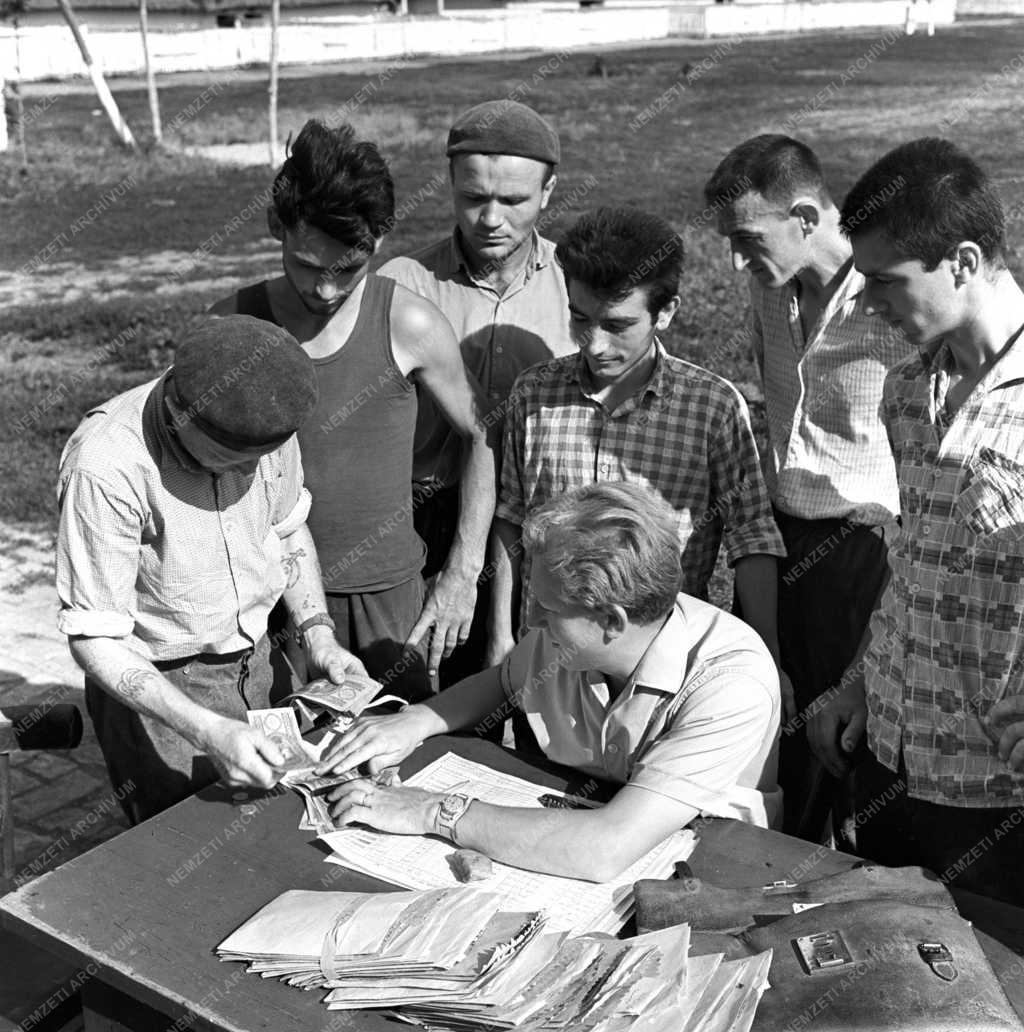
421, 667, 511, 733
488, 517, 523, 647
442, 430, 496, 580
69, 636, 225, 749
279, 523, 330, 626
733, 554, 781, 662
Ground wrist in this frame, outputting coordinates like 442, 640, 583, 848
300, 621, 336, 652
406, 702, 448, 739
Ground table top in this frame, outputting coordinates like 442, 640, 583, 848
2, 736, 1022, 1032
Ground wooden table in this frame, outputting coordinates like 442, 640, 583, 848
2, 736, 1022, 1031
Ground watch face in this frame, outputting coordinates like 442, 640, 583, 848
440, 793, 469, 820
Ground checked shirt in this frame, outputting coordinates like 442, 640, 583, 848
865, 339, 1024, 806
496, 345, 785, 627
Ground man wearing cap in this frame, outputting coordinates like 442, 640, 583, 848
57, 315, 367, 824
378, 98, 575, 685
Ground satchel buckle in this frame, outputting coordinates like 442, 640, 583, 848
794, 930, 855, 975
918, 941, 958, 981
762, 879, 799, 895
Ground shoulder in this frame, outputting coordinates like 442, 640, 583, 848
511, 354, 577, 398
663, 354, 745, 407
388, 283, 457, 370
377, 237, 450, 286
207, 294, 239, 316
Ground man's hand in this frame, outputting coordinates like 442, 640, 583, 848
808, 674, 868, 778
198, 716, 287, 789
405, 569, 477, 677
986, 696, 1024, 771
327, 778, 442, 836
303, 625, 368, 683
316, 707, 438, 777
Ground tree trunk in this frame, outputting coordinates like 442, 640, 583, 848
268, 0, 279, 168
139, 0, 161, 143
55, 0, 138, 150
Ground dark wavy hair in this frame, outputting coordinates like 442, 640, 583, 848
555, 207, 684, 318
841, 138, 1005, 270
271, 119, 395, 256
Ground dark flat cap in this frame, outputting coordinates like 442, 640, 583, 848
446, 100, 560, 165
172, 315, 318, 448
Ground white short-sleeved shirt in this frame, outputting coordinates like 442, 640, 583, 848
499, 593, 782, 827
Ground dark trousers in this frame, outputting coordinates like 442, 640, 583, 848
850, 749, 1024, 907
758, 510, 888, 841
86, 635, 279, 826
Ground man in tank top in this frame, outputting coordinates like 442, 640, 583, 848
211, 120, 496, 704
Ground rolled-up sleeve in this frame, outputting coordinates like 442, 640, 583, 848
56, 470, 143, 639
629, 666, 778, 816
713, 387, 785, 565
270, 436, 310, 538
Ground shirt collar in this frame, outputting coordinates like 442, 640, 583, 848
450, 228, 547, 283
567, 340, 669, 400
145, 371, 205, 474
628, 601, 688, 697
924, 333, 1024, 389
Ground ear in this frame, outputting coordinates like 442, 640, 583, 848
267, 207, 285, 243
540, 171, 558, 210
655, 295, 681, 333
790, 200, 820, 236
951, 242, 982, 284
601, 604, 629, 640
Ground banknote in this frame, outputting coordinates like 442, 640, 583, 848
282, 675, 383, 718
247, 707, 315, 772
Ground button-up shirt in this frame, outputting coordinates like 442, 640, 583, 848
750, 263, 907, 524
378, 230, 574, 486
500, 593, 782, 826
497, 346, 785, 624
865, 339, 1024, 806
56, 374, 311, 661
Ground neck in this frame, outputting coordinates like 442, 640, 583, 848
600, 619, 664, 698
944, 273, 1024, 376
795, 230, 852, 299
585, 341, 658, 403
462, 232, 534, 293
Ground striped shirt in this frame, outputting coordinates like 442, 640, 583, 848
56, 374, 311, 661
750, 263, 907, 525
378, 230, 574, 487
496, 346, 785, 625
865, 339, 1024, 806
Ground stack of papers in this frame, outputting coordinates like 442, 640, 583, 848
319, 753, 697, 936
217, 887, 772, 1032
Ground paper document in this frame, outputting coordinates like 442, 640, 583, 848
319, 752, 696, 936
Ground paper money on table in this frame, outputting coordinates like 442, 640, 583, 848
246, 707, 317, 773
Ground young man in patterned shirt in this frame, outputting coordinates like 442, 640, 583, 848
706, 136, 908, 841
810, 138, 1024, 905
490, 207, 786, 684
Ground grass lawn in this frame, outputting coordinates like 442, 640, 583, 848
3, 19, 1024, 599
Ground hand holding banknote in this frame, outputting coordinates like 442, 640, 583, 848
199, 715, 289, 790
315, 705, 442, 778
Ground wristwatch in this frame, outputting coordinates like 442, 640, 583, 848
434, 792, 473, 844
295, 613, 335, 645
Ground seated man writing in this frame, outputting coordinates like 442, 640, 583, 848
318, 481, 781, 882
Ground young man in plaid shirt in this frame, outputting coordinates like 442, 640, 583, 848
490, 207, 786, 687
811, 138, 1024, 905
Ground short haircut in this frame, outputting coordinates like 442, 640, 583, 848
522, 481, 681, 626
555, 207, 684, 317
704, 134, 830, 211
272, 119, 395, 257
840, 137, 1006, 270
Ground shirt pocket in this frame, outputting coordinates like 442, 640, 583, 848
954, 447, 1024, 542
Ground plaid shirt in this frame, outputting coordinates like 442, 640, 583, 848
56, 374, 310, 662
750, 264, 907, 524
497, 346, 784, 626
865, 339, 1024, 806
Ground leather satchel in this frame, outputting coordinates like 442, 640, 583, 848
687, 899, 1024, 1032
635, 860, 954, 933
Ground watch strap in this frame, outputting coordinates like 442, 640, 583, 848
295, 613, 335, 642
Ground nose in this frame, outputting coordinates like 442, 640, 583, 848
731, 247, 749, 273
863, 281, 885, 317
480, 201, 504, 231
316, 277, 340, 301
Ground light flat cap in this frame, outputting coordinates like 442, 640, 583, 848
446, 99, 560, 165
172, 315, 318, 448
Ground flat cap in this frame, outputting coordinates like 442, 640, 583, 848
172, 315, 318, 448
446, 100, 560, 165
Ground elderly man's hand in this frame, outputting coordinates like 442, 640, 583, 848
200, 716, 286, 790
406, 569, 478, 676
303, 625, 368, 683
316, 707, 438, 778
986, 696, 1024, 771
328, 777, 441, 836
807, 674, 867, 778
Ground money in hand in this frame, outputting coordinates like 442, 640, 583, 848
282, 675, 383, 719
247, 707, 315, 772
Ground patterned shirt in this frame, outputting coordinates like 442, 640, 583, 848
864, 339, 1024, 806
496, 346, 785, 625
56, 374, 311, 662
378, 230, 574, 487
750, 263, 907, 524
501, 593, 782, 827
